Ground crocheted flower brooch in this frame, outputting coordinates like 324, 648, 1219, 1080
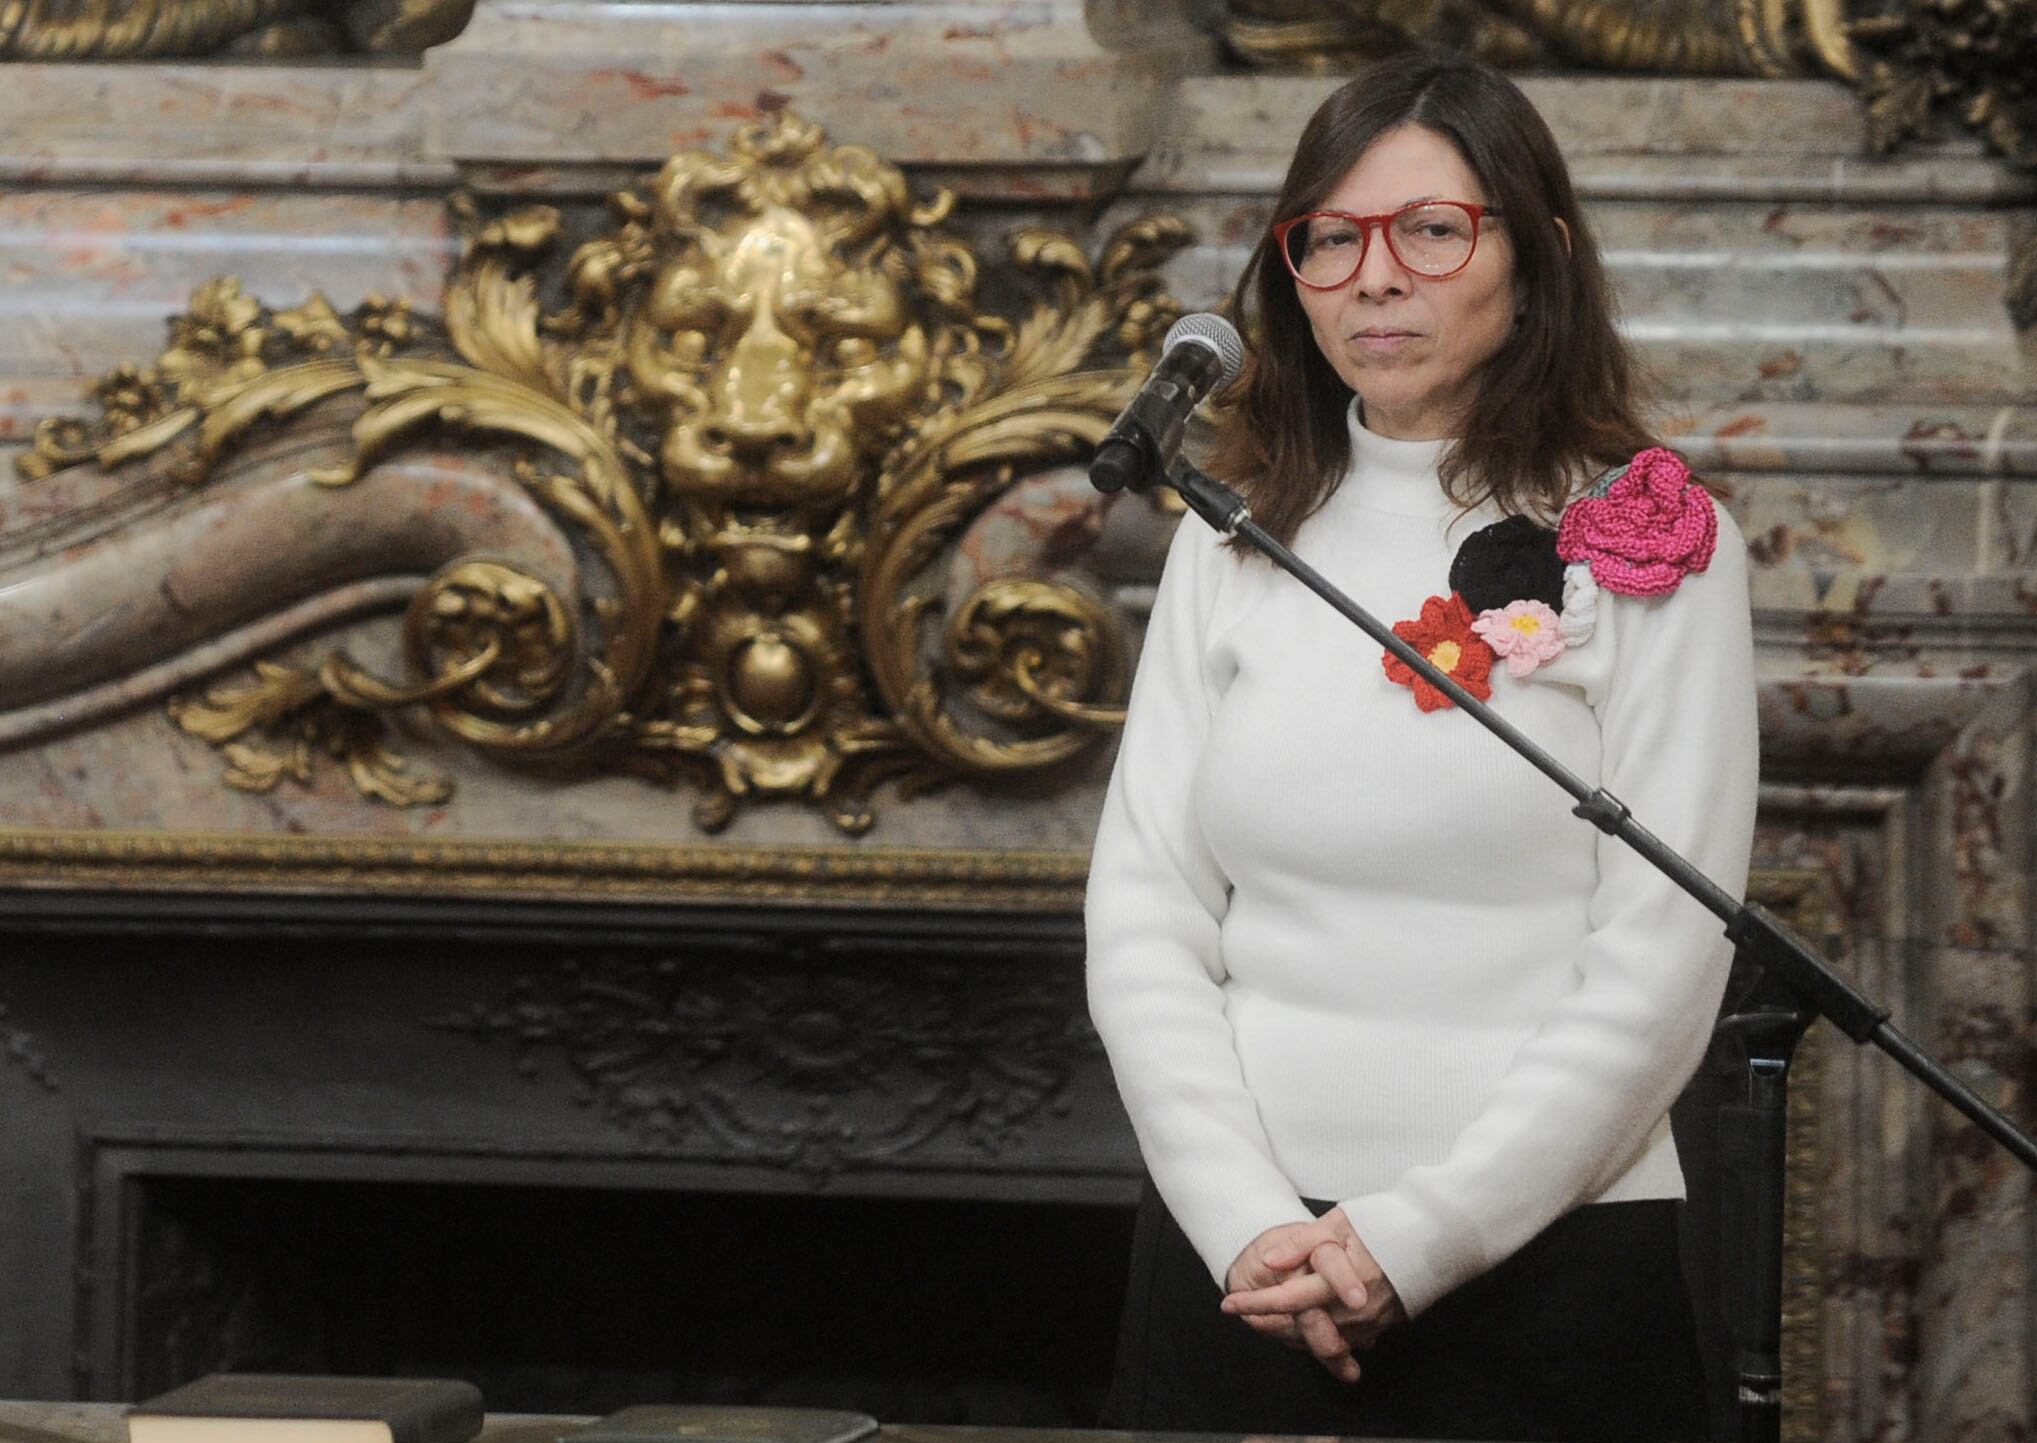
1381, 447, 1716, 712
1383, 593, 1494, 713
1557, 446, 1719, 597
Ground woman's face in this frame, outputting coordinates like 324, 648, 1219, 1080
1294, 124, 1517, 441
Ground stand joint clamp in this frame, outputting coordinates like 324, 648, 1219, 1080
1166, 456, 1252, 535
1571, 788, 1630, 835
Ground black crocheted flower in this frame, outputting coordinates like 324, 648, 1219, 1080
1448, 515, 1564, 615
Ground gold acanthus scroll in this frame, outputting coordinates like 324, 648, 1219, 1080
23, 113, 1190, 834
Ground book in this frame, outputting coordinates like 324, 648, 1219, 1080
127, 1374, 485, 1443
563, 1406, 879, 1443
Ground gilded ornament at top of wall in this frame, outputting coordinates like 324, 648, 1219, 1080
0, 0, 474, 57
1218, 0, 2037, 167
1218, 0, 1821, 75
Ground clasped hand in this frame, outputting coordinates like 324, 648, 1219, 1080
1222, 1207, 1405, 1384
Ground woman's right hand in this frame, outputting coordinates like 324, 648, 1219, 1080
1224, 1212, 1404, 1382
1225, 1220, 1368, 1383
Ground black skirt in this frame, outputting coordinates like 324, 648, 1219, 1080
1100, 1185, 1710, 1442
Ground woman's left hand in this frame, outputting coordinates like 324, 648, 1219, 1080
1222, 1208, 1405, 1355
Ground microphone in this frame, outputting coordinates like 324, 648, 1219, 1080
1089, 313, 1245, 494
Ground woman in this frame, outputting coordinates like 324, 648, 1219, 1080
1085, 51, 1757, 1443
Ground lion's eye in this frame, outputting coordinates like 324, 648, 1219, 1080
648, 268, 730, 333
830, 336, 877, 367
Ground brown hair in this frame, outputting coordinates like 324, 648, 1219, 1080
1209, 51, 1658, 546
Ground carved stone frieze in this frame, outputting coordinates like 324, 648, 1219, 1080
5, 112, 1190, 833
428, 951, 1104, 1181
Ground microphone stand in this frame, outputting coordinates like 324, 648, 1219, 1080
1148, 452, 2037, 1443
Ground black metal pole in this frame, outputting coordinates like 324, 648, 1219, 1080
1715, 979, 1812, 1443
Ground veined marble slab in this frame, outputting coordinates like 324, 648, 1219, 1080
1137, 75, 2037, 203
425, 0, 1214, 175
0, 62, 451, 188
0, 188, 455, 371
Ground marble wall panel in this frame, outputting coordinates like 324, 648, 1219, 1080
1671, 403, 2037, 481
1139, 74, 2037, 202
0, 64, 445, 188
0, 189, 455, 370
1749, 805, 1915, 1443
1730, 473, 1990, 602
1986, 482, 2037, 571
0, 190, 455, 487
426, 0, 1212, 176
1634, 332, 2027, 408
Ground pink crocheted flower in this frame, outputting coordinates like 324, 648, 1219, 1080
1472, 599, 1566, 678
1556, 447, 1718, 597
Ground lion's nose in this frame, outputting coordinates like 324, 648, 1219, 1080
703, 416, 810, 457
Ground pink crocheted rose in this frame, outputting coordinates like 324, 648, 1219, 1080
1472, 599, 1566, 678
1556, 447, 1718, 597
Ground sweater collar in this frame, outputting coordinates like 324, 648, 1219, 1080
1342, 404, 1452, 516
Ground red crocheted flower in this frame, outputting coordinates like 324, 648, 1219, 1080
1555, 447, 1718, 597
1382, 593, 1496, 712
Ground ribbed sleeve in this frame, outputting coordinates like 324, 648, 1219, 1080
1085, 516, 1311, 1283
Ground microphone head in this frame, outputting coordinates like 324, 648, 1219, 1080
1161, 313, 1245, 394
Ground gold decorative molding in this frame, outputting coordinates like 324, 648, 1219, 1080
0, 0, 474, 58
1219, 0, 1810, 75
0, 829, 1093, 913
1219, 0, 2037, 167
0, 827, 1816, 926
20, 112, 1189, 834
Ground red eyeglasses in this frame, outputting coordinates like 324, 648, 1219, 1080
1272, 201, 1500, 287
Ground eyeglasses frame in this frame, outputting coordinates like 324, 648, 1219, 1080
1271, 200, 1502, 288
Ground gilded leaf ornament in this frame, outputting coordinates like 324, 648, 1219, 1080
26, 112, 1189, 833
0, 0, 475, 57
1215, 0, 2037, 166
1217, 0, 1816, 74
1846, 0, 2037, 164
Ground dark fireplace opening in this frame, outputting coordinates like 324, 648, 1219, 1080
131, 1177, 1138, 1426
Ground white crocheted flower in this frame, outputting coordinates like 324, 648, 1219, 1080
1559, 561, 1599, 646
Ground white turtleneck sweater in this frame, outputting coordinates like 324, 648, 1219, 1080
1084, 411, 1758, 1319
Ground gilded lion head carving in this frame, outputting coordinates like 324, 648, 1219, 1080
584, 113, 982, 518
